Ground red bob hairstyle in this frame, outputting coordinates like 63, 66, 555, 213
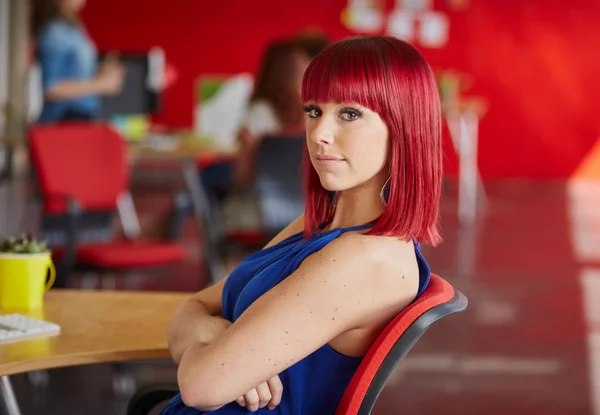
301, 36, 442, 246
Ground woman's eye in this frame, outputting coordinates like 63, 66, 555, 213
340, 110, 361, 121
304, 107, 323, 118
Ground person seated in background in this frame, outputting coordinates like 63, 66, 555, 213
162, 35, 443, 414
31, 0, 125, 123
220, 40, 311, 231
293, 28, 330, 59
232, 40, 310, 188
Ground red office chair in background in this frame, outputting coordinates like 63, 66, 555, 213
126, 274, 468, 415
29, 123, 186, 287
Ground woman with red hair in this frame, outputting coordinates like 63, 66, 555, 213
162, 35, 442, 415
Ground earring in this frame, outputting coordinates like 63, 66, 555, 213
380, 177, 391, 206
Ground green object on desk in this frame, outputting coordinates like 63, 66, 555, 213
110, 115, 150, 141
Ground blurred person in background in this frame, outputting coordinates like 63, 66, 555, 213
232, 40, 310, 187
31, 0, 125, 123
219, 40, 311, 231
203, 34, 329, 204
293, 28, 330, 59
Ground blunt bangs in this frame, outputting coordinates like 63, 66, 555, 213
301, 37, 389, 115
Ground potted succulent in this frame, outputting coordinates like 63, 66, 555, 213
0, 234, 50, 254
0, 234, 56, 309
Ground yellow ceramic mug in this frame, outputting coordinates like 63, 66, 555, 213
0, 252, 56, 310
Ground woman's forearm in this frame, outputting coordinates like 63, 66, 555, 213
167, 299, 232, 365
45, 79, 105, 101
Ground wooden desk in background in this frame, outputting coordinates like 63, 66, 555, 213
0, 289, 189, 415
127, 135, 238, 166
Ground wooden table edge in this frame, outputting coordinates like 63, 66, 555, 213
0, 347, 172, 376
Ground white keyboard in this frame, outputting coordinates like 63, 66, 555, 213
0, 313, 61, 344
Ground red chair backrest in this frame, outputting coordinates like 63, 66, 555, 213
29, 123, 128, 214
336, 274, 467, 415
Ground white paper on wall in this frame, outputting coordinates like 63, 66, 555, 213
341, 0, 385, 33
418, 11, 450, 48
386, 10, 416, 41
399, 0, 432, 12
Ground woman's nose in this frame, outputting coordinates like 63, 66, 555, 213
308, 117, 335, 145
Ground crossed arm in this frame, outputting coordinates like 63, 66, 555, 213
167, 217, 305, 366
168, 221, 417, 410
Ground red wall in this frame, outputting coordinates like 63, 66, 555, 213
83, 0, 600, 179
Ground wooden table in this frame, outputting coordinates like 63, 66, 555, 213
127, 135, 237, 166
0, 289, 189, 415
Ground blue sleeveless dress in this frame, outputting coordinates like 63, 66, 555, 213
162, 224, 430, 415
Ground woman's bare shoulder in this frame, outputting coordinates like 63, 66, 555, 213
315, 232, 420, 294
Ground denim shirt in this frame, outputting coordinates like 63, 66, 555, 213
36, 19, 100, 123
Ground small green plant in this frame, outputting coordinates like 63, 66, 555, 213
0, 234, 49, 254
